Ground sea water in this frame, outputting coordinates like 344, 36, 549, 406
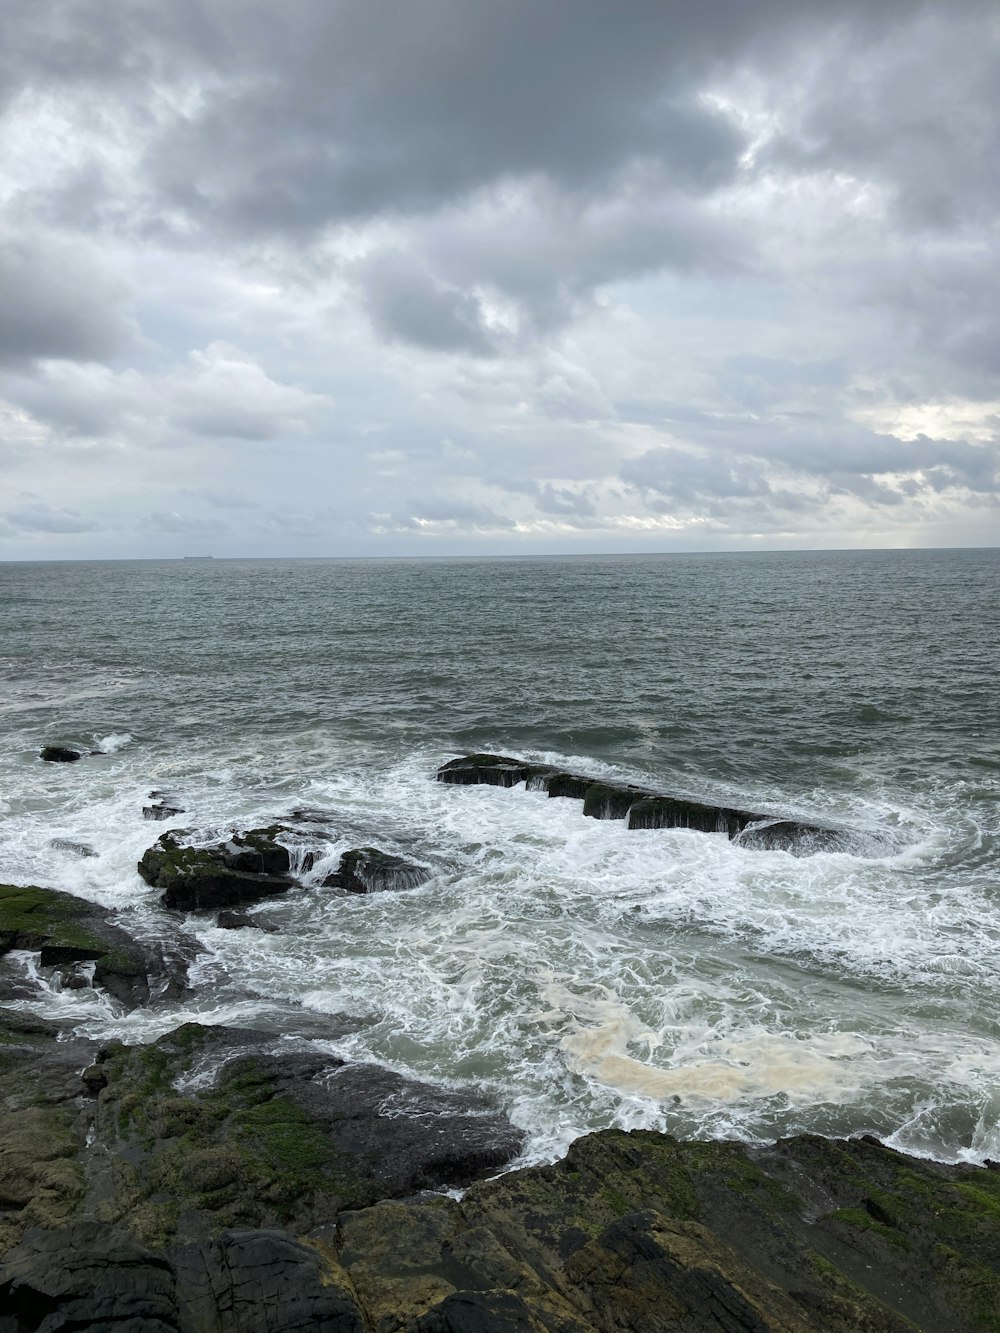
0, 549, 997, 1167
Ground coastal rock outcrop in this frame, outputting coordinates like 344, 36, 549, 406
438, 753, 557, 788
38, 745, 81, 763
0, 882, 194, 1008
437, 754, 850, 853
142, 790, 185, 821
138, 827, 298, 911
49, 837, 98, 857
323, 847, 432, 894
1, 1000, 998, 1332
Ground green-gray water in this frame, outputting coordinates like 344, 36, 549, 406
1, 549, 998, 1164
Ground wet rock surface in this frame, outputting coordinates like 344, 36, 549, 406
216, 909, 274, 931
38, 746, 81, 763
0, 882, 196, 1009
48, 838, 98, 857
438, 754, 558, 789
143, 791, 186, 821
138, 827, 298, 911
1, 997, 1000, 1327
1, 1002, 996, 1333
1, 860, 993, 1329
437, 754, 850, 854
323, 846, 432, 894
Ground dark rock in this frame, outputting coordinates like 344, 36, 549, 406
0, 1223, 179, 1331
217, 909, 254, 929
221, 829, 292, 877
735, 819, 852, 854
582, 782, 644, 820
439, 753, 856, 854
81, 1063, 108, 1095
217, 910, 274, 931
323, 847, 431, 894
60, 967, 91, 990
49, 838, 98, 857
437, 754, 555, 788
415, 1288, 544, 1332
38, 745, 81, 763
85, 1024, 523, 1245
138, 829, 296, 912
143, 789, 186, 821
174, 1229, 365, 1332
272, 1058, 525, 1200
2, 1015, 999, 1332
143, 801, 185, 821
627, 795, 751, 837
0, 881, 196, 1009
545, 772, 593, 800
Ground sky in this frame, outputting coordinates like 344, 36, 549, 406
1, 0, 998, 559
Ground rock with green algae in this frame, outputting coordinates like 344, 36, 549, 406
319, 1129, 1000, 1333
91, 1023, 524, 1246
137, 826, 298, 911
0, 881, 194, 1008
2, 1010, 999, 1330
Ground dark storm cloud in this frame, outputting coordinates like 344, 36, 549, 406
1, 1, 998, 554
761, 6, 1000, 231
0, 2, 930, 237
361, 252, 495, 355
0, 236, 134, 366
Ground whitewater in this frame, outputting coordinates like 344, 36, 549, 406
1, 549, 997, 1168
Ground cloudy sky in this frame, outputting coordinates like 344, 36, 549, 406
1, 0, 998, 558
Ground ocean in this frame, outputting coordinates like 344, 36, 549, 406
1, 548, 998, 1167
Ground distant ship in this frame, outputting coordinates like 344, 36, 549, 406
182, 555, 214, 560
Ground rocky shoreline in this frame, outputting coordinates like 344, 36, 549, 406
1, 759, 997, 1329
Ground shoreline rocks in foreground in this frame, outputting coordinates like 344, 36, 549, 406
1, 881, 999, 1329
438, 753, 860, 853
0, 1003, 998, 1330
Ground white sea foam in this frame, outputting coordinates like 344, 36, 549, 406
94, 732, 133, 753
1, 735, 997, 1166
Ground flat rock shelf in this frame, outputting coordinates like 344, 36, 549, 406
437, 753, 863, 855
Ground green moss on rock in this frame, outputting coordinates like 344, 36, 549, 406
0, 883, 113, 958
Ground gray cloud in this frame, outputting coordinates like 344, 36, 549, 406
1, 500, 99, 533
0, 235, 135, 366
360, 252, 495, 355
0, 2, 997, 556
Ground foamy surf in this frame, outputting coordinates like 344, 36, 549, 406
1, 551, 997, 1170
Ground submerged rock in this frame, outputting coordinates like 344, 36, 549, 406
437, 752, 849, 853
143, 793, 185, 821
216, 909, 277, 932
138, 828, 296, 911
49, 837, 98, 857
39, 745, 81, 763
323, 847, 432, 894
